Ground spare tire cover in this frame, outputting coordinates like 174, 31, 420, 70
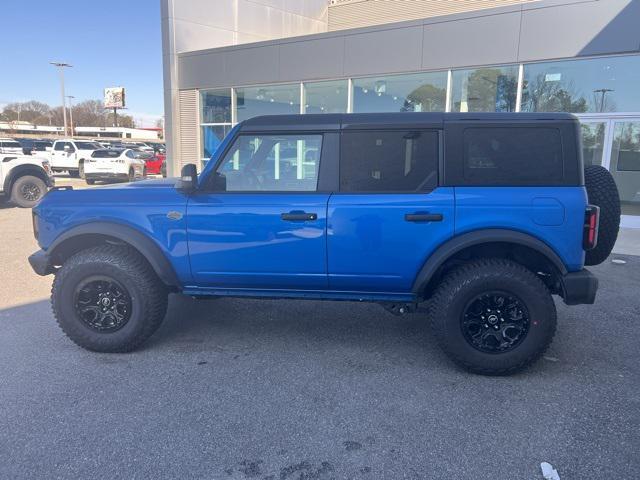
584, 165, 620, 266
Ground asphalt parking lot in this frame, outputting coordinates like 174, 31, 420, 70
1, 176, 639, 480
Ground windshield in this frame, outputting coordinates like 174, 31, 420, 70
132, 151, 153, 159
1, 141, 22, 149
75, 142, 100, 150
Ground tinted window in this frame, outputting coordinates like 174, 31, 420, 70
75, 142, 99, 150
462, 127, 563, 184
0, 141, 22, 149
340, 130, 438, 192
54, 142, 65, 151
92, 149, 122, 158
215, 134, 322, 192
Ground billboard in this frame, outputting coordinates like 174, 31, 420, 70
104, 87, 125, 108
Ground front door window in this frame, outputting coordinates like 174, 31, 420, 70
215, 134, 322, 192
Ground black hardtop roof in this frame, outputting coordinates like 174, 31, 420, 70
239, 112, 578, 132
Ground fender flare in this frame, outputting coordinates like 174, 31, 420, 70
48, 222, 180, 288
3, 163, 49, 194
411, 229, 568, 295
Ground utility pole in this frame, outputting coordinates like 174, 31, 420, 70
50, 62, 72, 136
593, 88, 614, 113
66, 95, 75, 137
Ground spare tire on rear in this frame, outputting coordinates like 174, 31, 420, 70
584, 165, 620, 266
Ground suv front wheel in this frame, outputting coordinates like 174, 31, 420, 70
429, 258, 556, 375
52, 245, 168, 352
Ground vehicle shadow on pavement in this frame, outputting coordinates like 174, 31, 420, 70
1, 256, 639, 480
148, 293, 444, 365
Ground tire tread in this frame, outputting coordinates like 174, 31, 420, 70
51, 244, 167, 352
429, 258, 557, 375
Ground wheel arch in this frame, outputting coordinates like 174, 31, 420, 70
48, 222, 180, 290
412, 229, 569, 299
3, 164, 49, 194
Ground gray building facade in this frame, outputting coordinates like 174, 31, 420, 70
162, 0, 640, 227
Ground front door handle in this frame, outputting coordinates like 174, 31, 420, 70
281, 211, 317, 221
405, 212, 443, 222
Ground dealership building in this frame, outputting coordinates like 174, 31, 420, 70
161, 0, 640, 227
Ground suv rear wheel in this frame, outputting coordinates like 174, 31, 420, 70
430, 258, 556, 375
51, 245, 168, 352
10, 175, 47, 208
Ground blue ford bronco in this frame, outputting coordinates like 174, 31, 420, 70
29, 113, 620, 375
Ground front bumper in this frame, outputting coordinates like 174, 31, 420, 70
561, 269, 598, 305
28, 249, 54, 276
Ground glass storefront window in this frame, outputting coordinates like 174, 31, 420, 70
200, 89, 232, 123
521, 55, 640, 113
581, 122, 606, 166
202, 125, 231, 161
236, 84, 300, 122
610, 121, 640, 216
352, 71, 447, 113
451, 65, 519, 112
303, 80, 348, 114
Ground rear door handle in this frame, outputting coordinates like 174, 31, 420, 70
404, 212, 443, 222
281, 211, 317, 221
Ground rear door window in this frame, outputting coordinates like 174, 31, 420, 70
462, 127, 563, 184
340, 130, 438, 192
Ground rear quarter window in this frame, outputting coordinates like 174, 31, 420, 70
462, 127, 563, 185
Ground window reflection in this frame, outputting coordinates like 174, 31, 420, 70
352, 72, 447, 113
200, 89, 232, 123
522, 55, 640, 113
451, 66, 519, 112
580, 122, 606, 166
304, 80, 348, 113
610, 121, 640, 216
202, 125, 231, 160
236, 84, 300, 122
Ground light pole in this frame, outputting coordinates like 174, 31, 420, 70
66, 95, 75, 137
50, 62, 72, 136
593, 88, 614, 113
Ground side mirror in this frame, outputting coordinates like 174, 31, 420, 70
176, 164, 198, 193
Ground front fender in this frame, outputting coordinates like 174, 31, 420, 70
46, 222, 181, 288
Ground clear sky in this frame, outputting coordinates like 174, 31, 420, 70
1, 0, 163, 126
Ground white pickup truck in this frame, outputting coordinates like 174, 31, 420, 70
49, 139, 101, 178
0, 153, 54, 207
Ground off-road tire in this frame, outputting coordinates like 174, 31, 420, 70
429, 258, 556, 375
10, 175, 47, 208
68, 169, 80, 178
86, 178, 96, 185
584, 165, 620, 266
51, 245, 168, 352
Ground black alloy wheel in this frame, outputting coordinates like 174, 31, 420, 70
461, 291, 530, 354
73, 276, 132, 332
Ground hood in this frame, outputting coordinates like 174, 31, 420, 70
36, 177, 186, 212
